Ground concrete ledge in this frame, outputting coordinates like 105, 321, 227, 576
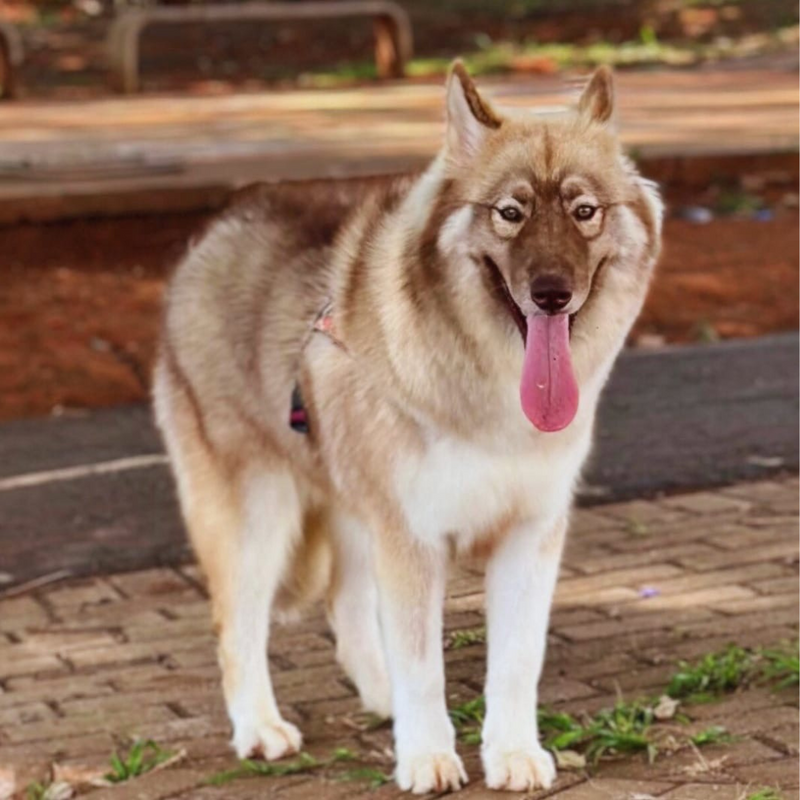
0, 150, 796, 226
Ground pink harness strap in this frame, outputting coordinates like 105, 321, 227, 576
289, 300, 346, 434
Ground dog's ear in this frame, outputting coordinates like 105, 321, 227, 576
445, 60, 502, 160
578, 65, 615, 125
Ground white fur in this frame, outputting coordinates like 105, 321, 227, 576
327, 512, 392, 717
481, 516, 563, 790
226, 470, 303, 760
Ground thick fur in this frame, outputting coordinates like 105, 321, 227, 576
154, 64, 662, 793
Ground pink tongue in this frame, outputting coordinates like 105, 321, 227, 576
520, 314, 579, 432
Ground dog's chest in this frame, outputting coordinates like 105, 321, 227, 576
393, 429, 589, 547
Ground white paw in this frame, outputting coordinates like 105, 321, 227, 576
482, 745, 556, 792
396, 751, 468, 794
232, 717, 303, 761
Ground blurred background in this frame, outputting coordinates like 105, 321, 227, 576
0, 0, 797, 423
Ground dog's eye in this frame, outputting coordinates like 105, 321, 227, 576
498, 206, 523, 223
573, 204, 597, 221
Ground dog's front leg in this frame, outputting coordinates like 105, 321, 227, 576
374, 531, 467, 794
481, 516, 566, 791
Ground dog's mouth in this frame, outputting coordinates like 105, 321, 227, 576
481, 255, 576, 344
481, 255, 579, 432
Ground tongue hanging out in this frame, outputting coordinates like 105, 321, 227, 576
520, 314, 579, 432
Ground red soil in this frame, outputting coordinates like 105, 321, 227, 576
1, 211, 797, 421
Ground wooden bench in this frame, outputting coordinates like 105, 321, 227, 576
0, 22, 23, 99
107, 1, 413, 94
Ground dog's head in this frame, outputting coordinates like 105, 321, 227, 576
434, 63, 662, 431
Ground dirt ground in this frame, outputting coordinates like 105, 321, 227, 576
1, 196, 797, 422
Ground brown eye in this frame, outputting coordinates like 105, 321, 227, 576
574, 204, 597, 221
498, 206, 523, 223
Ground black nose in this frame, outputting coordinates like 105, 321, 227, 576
530, 275, 573, 314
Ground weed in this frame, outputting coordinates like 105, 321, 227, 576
207, 752, 322, 786
106, 739, 175, 783
625, 517, 650, 536
25, 783, 47, 800
689, 725, 733, 747
207, 748, 365, 787
760, 642, 799, 689
746, 790, 784, 800
337, 767, 393, 788
581, 702, 658, 764
447, 627, 486, 649
666, 645, 756, 701
449, 695, 485, 744
666, 642, 800, 702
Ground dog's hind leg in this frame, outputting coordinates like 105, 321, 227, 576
213, 466, 304, 760
327, 512, 392, 718
155, 361, 303, 760
171, 451, 303, 758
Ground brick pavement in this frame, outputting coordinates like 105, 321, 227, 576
0, 477, 797, 799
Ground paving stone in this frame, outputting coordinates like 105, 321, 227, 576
84, 768, 207, 800
597, 500, 692, 527
108, 568, 198, 599
728, 756, 800, 788
0, 479, 795, 797
552, 777, 676, 798
660, 492, 752, 516
0, 596, 50, 630
711, 592, 799, 615
660, 784, 747, 799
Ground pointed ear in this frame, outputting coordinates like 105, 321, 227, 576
445, 60, 502, 160
578, 65, 615, 125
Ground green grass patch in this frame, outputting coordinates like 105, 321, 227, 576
447, 627, 486, 649
450, 695, 687, 763
666, 644, 757, 702
667, 642, 800, 702
448, 642, 800, 763
106, 739, 175, 783
761, 643, 800, 690
336, 766, 393, 788
297, 25, 797, 88
25, 783, 48, 800
746, 790, 784, 800
206, 747, 392, 789
689, 725, 733, 747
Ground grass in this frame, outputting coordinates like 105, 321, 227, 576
106, 739, 175, 783
336, 766, 393, 788
447, 626, 486, 649
206, 747, 391, 788
666, 645, 757, 702
449, 695, 666, 763
299, 24, 798, 88
689, 725, 733, 747
447, 641, 799, 765
666, 642, 800, 702
746, 790, 784, 800
761, 644, 800, 690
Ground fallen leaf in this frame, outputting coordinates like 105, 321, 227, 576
52, 764, 110, 788
43, 782, 74, 800
554, 749, 586, 770
653, 694, 679, 720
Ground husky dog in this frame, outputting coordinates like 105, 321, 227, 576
154, 63, 662, 793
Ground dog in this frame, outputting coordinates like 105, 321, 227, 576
154, 62, 662, 793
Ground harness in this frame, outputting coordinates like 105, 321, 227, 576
289, 301, 345, 434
